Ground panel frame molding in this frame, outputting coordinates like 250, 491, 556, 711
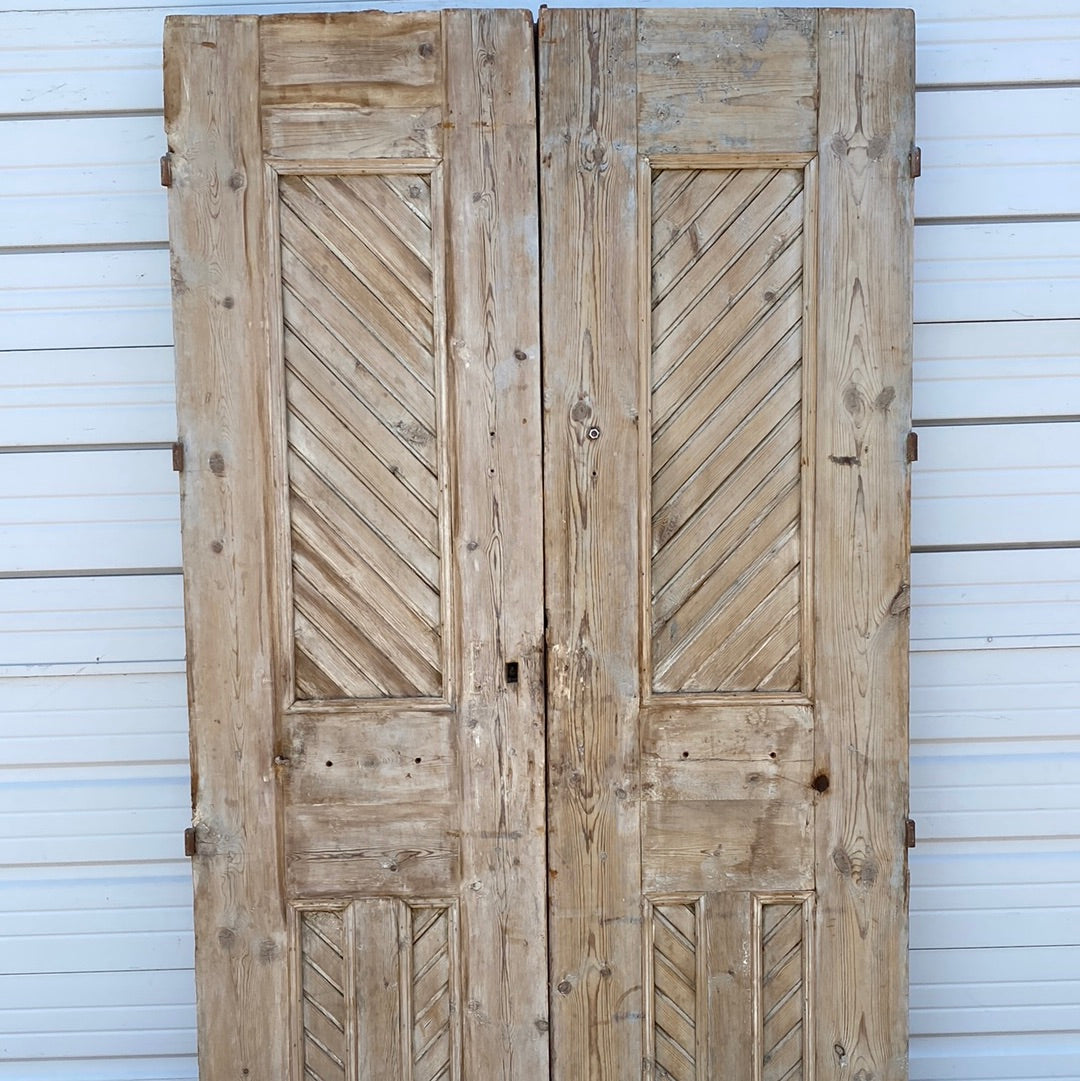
751, 890, 815, 1081
638, 152, 819, 707
265, 158, 457, 710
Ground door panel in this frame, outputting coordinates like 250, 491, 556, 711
167, 9, 912, 1080
540, 9, 913, 1081
166, 12, 548, 1080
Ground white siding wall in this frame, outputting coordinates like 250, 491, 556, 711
1, 1, 1077, 1077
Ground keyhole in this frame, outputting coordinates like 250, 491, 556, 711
505, 661, 519, 684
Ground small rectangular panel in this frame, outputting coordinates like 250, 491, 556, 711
637, 11, 817, 156
292, 899, 455, 1081
408, 903, 460, 1081
261, 13, 441, 108
650, 167, 807, 695
643, 801, 812, 895
297, 908, 351, 1081
263, 107, 441, 162
642, 704, 813, 802
278, 172, 444, 700
755, 896, 811, 1081
646, 898, 703, 1081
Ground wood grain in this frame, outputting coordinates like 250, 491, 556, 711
442, 9, 550, 1079
540, 9, 643, 1079
813, 10, 914, 1081
637, 10, 817, 156
164, 14, 289, 1079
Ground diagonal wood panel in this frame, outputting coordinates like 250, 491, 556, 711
651, 902, 699, 1081
299, 909, 349, 1081
760, 902, 806, 1081
650, 168, 806, 695
411, 905, 455, 1081
279, 173, 443, 700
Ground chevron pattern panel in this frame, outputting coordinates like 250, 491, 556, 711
650, 900, 700, 1080
299, 908, 349, 1081
410, 904, 456, 1081
279, 173, 443, 700
650, 168, 806, 695
759, 900, 807, 1081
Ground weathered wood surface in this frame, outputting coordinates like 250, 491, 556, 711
540, 9, 644, 1079
813, 10, 914, 1080
443, 9, 550, 1077
164, 14, 289, 1080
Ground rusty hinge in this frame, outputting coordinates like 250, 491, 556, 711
160, 153, 173, 188
909, 145, 922, 179
184, 826, 197, 857
171, 441, 184, 472
905, 818, 917, 849
905, 430, 918, 464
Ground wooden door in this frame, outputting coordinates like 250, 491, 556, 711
166, 9, 913, 1080
539, 8, 913, 1081
165, 11, 548, 1080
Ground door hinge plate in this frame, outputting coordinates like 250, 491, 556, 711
905, 818, 916, 848
909, 145, 922, 179
172, 441, 184, 472
905, 430, 918, 464
160, 153, 173, 188
184, 826, 197, 857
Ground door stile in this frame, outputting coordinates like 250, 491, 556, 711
812, 11, 914, 1080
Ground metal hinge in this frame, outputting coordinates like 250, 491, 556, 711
171, 441, 184, 472
160, 153, 173, 188
905, 818, 917, 849
184, 826, 197, 857
909, 145, 922, 179
905, 431, 918, 464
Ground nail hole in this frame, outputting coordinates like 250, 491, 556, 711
681, 750, 689, 759
325, 760, 333, 767
414, 757, 422, 764
769, 751, 777, 759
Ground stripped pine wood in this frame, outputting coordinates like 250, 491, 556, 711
813, 11, 913, 1081
164, 15, 289, 1080
279, 170, 441, 699
540, 9, 643, 1080
170, 10, 911, 1078
169, 11, 547, 1080
541, 10, 911, 1081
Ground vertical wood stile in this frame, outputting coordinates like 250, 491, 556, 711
540, 8, 643, 1079
813, 10, 914, 1081
164, 16, 290, 1079
443, 10, 550, 1079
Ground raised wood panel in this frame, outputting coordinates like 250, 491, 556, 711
649, 166, 807, 695
279, 171, 443, 700
636, 9, 817, 155
756, 897, 810, 1081
646, 898, 703, 1081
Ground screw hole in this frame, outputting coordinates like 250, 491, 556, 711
681, 750, 689, 759
414, 757, 422, 764
325, 760, 333, 767
769, 751, 777, 759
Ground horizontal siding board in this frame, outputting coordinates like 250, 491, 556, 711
0, 670, 187, 766
0, 1061, 195, 1081
912, 422, 1080, 547
0, 116, 165, 248
915, 221, 1080, 324
916, 88, 1080, 220
910, 1031, 1080, 1081
0, 348, 176, 447
0, 448, 179, 573
912, 647, 1080, 742
914, 321, 1080, 422
0, 574, 184, 669
0, 249, 171, 352
911, 549, 1080, 649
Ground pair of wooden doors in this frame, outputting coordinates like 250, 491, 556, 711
165, 8, 914, 1080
